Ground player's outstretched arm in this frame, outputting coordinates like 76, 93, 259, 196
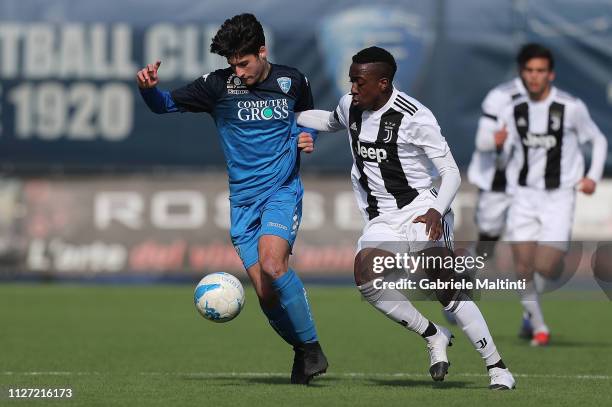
136, 60, 179, 114
137, 60, 161, 89
296, 110, 344, 132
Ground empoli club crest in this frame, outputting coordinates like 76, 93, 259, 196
277, 77, 292, 94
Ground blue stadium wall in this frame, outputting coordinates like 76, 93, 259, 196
0, 0, 611, 172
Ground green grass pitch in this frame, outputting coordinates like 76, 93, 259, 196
1, 283, 611, 406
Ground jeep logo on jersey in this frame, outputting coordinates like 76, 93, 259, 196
277, 77, 291, 94
319, 7, 435, 97
237, 99, 289, 121
355, 140, 388, 163
522, 132, 558, 149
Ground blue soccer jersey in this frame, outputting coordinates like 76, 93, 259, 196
168, 64, 314, 205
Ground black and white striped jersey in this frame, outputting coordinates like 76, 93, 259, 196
503, 86, 607, 190
334, 89, 450, 221
467, 78, 526, 192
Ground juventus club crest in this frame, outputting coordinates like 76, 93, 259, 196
277, 77, 291, 94
383, 120, 398, 142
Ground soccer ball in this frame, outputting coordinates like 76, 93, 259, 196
194, 272, 245, 322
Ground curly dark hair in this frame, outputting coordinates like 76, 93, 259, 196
516, 43, 555, 70
210, 13, 265, 58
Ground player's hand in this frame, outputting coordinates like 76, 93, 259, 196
413, 208, 443, 241
494, 125, 507, 149
298, 132, 314, 154
578, 177, 596, 195
136, 60, 162, 89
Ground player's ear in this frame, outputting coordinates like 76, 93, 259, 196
379, 77, 390, 92
258, 46, 268, 60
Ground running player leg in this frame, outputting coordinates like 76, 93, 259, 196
507, 187, 545, 342
258, 177, 327, 384
411, 207, 514, 390
527, 188, 575, 345
355, 226, 453, 382
230, 201, 301, 346
474, 191, 511, 258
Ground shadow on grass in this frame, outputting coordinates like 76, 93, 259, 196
369, 378, 474, 389
181, 375, 475, 389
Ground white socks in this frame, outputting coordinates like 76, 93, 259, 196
520, 280, 548, 333
358, 279, 429, 335
447, 300, 501, 367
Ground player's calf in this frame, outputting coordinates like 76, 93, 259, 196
475, 233, 500, 258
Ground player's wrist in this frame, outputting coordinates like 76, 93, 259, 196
429, 206, 443, 218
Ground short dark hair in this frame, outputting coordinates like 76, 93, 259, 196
210, 13, 265, 58
352, 46, 397, 81
516, 43, 555, 70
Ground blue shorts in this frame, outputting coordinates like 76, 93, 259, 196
230, 175, 303, 269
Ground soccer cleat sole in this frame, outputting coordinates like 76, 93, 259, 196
429, 361, 450, 381
305, 358, 329, 385
429, 334, 454, 381
291, 362, 328, 385
489, 383, 516, 390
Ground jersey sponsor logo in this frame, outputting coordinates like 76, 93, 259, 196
227, 74, 249, 95
355, 140, 388, 163
522, 132, 558, 149
236, 99, 289, 121
277, 77, 291, 94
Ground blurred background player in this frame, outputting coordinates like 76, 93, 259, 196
136, 13, 327, 384
297, 46, 515, 390
467, 77, 526, 258
465, 67, 528, 335
502, 43, 608, 346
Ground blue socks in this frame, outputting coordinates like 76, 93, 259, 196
260, 301, 299, 345
267, 269, 318, 345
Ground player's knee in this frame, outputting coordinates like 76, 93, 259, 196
416, 247, 461, 307
353, 257, 367, 286
534, 261, 564, 280
353, 249, 382, 286
259, 257, 288, 280
515, 261, 532, 278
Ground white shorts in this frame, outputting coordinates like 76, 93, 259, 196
357, 189, 454, 254
505, 186, 576, 250
475, 190, 511, 237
